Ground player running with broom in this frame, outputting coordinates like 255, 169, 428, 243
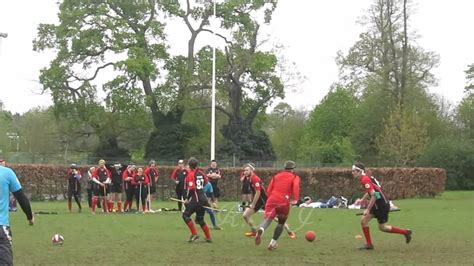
255, 161, 300, 250
352, 162, 412, 250
182, 157, 212, 243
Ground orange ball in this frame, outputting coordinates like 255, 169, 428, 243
305, 231, 316, 242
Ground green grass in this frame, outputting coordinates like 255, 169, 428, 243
9, 191, 474, 265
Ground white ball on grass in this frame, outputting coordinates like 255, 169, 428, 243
52, 234, 64, 245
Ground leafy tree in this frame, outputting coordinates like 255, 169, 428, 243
337, 0, 440, 164
0, 109, 14, 155
34, 0, 167, 159
376, 111, 429, 166
305, 87, 356, 142
457, 65, 474, 139
465, 63, 474, 91
418, 137, 474, 190
299, 87, 356, 164
264, 103, 307, 161
13, 108, 61, 156
337, 0, 439, 112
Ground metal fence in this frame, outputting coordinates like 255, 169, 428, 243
0, 152, 352, 168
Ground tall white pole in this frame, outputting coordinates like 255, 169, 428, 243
210, 0, 216, 161
0, 32, 7, 57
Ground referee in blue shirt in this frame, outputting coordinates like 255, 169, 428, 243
0, 164, 34, 265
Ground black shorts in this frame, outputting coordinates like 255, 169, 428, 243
184, 193, 209, 217
0, 226, 12, 266
93, 184, 109, 196
67, 188, 80, 198
210, 183, 220, 198
109, 182, 123, 193
370, 201, 390, 224
252, 196, 266, 212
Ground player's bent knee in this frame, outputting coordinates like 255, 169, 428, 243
378, 223, 390, 232
195, 217, 205, 226
182, 213, 191, 223
277, 215, 287, 224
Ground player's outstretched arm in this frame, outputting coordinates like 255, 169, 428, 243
292, 176, 301, 203
12, 189, 34, 225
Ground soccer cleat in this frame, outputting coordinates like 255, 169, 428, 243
255, 228, 264, 246
358, 244, 374, 250
245, 231, 257, 237
405, 229, 412, 244
205, 238, 212, 243
267, 243, 278, 251
288, 231, 296, 239
188, 235, 199, 243
213, 226, 223, 230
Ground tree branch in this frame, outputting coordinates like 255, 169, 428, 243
189, 105, 232, 118
201, 28, 233, 47
71, 62, 114, 82
245, 93, 273, 124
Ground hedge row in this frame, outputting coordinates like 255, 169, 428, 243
9, 164, 446, 201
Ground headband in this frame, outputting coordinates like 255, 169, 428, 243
352, 165, 365, 175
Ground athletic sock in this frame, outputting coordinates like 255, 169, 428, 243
142, 204, 146, 212
68, 201, 72, 211
102, 198, 108, 212
186, 220, 197, 235
209, 211, 217, 227
362, 226, 372, 246
118, 202, 122, 212
389, 226, 408, 235
108, 201, 114, 211
201, 224, 211, 239
92, 197, 98, 212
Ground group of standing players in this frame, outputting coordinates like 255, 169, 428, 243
66, 159, 159, 214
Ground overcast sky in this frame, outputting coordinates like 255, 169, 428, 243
0, 0, 473, 114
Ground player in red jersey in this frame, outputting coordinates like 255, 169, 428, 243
242, 163, 296, 239
182, 157, 212, 243
122, 163, 136, 212
91, 159, 112, 214
132, 167, 149, 212
352, 162, 412, 250
144, 160, 159, 211
170, 159, 187, 211
255, 161, 300, 250
108, 162, 124, 212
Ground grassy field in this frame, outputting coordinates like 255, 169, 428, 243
9, 191, 474, 265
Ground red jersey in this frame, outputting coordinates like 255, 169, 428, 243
92, 167, 111, 183
122, 169, 135, 189
185, 168, 208, 191
144, 167, 158, 183
266, 170, 300, 202
249, 174, 264, 193
131, 173, 149, 186
359, 175, 388, 203
170, 167, 187, 183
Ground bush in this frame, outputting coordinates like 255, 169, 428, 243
10, 164, 445, 201
418, 137, 474, 190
